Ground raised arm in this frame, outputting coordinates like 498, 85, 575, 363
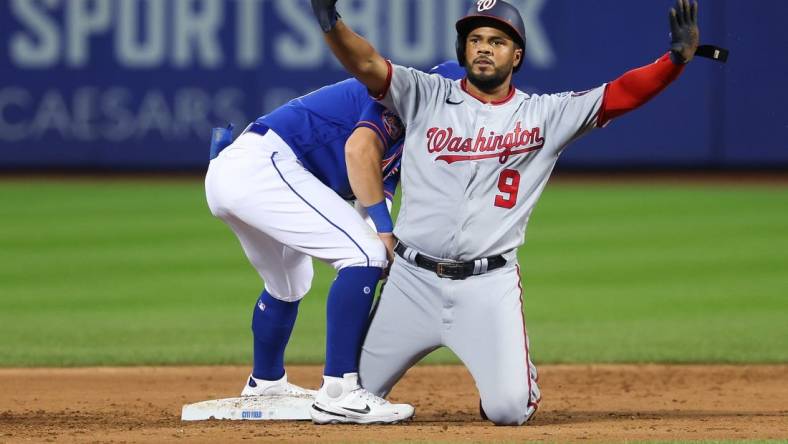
597, 53, 684, 126
598, 0, 700, 126
311, 1, 390, 98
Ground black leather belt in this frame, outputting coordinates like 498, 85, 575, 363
394, 242, 506, 280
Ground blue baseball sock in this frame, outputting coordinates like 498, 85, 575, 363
251, 289, 300, 381
324, 266, 382, 377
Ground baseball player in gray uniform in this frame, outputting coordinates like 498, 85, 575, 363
311, 0, 703, 425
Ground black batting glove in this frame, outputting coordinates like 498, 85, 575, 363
311, 0, 341, 33
669, 0, 700, 64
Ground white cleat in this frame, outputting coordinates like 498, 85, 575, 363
241, 373, 317, 398
310, 373, 415, 425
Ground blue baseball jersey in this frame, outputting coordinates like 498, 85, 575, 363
256, 79, 404, 200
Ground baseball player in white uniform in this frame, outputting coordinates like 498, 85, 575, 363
311, 0, 705, 425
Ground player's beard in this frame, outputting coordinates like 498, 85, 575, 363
465, 59, 513, 93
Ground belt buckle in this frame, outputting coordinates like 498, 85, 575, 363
435, 262, 463, 280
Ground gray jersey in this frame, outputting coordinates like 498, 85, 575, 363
379, 63, 606, 260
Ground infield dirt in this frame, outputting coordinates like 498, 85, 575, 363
1, 365, 786, 443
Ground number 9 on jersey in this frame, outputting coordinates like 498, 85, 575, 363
494, 169, 521, 209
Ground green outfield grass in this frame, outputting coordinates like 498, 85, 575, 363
0, 178, 786, 366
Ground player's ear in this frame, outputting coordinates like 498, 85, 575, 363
513, 47, 524, 69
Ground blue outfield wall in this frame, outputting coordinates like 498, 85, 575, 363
0, 0, 785, 170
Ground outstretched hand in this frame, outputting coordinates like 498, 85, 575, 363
669, 0, 700, 64
311, 0, 340, 33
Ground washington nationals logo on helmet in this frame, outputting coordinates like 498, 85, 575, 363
477, 0, 497, 12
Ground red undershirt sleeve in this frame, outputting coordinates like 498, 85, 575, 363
598, 52, 685, 127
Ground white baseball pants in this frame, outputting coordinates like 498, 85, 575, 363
205, 130, 387, 302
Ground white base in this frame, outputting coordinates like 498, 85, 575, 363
181, 394, 314, 421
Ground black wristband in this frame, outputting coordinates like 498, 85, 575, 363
695, 45, 729, 63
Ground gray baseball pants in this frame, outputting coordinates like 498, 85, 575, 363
359, 256, 540, 425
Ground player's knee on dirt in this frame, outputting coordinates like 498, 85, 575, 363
480, 386, 532, 426
332, 236, 388, 271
